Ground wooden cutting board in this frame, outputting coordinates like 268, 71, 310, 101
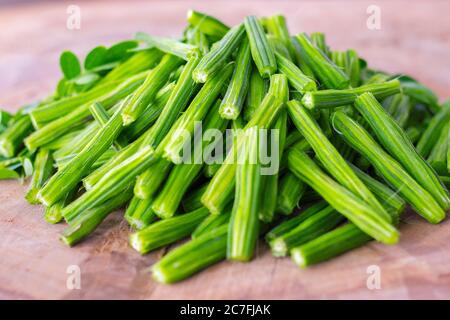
0, 0, 449, 299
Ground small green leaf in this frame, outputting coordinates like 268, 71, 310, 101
84, 46, 107, 70
0, 167, 20, 180
60, 51, 81, 80
104, 40, 138, 63
0, 110, 12, 127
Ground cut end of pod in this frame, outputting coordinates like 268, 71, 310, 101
44, 210, 63, 224
192, 69, 208, 83
25, 189, 41, 205
151, 264, 171, 284
301, 92, 314, 109
59, 234, 76, 247
125, 216, 147, 230
133, 182, 152, 200
290, 247, 308, 268
37, 192, 51, 207
219, 103, 240, 120
270, 238, 288, 257
121, 113, 136, 126
200, 197, 222, 215
129, 233, 146, 254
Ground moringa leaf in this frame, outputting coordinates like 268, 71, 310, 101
0, 167, 20, 180
104, 40, 138, 63
84, 46, 107, 70
60, 51, 81, 80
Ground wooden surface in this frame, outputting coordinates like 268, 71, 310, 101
1, 0, 450, 300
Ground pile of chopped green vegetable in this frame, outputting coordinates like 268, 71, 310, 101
0, 10, 449, 283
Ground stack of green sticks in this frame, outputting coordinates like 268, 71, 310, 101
0, 10, 449, 283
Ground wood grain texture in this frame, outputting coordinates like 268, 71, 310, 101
0, 0, 449, 300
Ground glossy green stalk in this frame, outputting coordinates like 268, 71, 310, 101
193, 24, 245, 83
192, 211, 231, 239
441, 175, 450, 189
259, 111, 287, 223
288, 149, 399, 245
331, 51, 346, 72
276, 172, 307, 215
201, 93, 284, 214
287, 100, 392, 223
186, 10, 230, 39
267, 35, 292, 60
30, 81, 120, 127
134, 158, 172, 199
25, 71, 149, 151
182, 183, 208, 212
416, 102, 450, 157
185, 27, 210, 54
227, 127, 261, 261
427, 123, 448, 175
295, 33, 349, 89
264, 15, 297, 60
140, 55, 202, 149
284, 131, 303, 149
82, 133, 145, 189
122, 54, 184, 125
258, 76, 288, 222
349, 164, 405, 221
345, 49, 361, 87
62, 146, 156, 222
270, 205, 344, 257
405, 126, 422, 144
245, 16, 277, 78
355, 92, 450, 210
99, 48, 163, 85
152, 225, 228, 284
219, 39, 252, 119
136, 32, 200, 60
92, 56, 201, 193
311, 32, 330, 56
89, 102, 110, 125
162, 62, 234, 163
266, 201, 329, 243
290, 36, 316, 79
60, 188, 133, 246
291, 223, 372, 268
275, 52, 317, 95
122, 81, 175, 140
130, 207, 209, 254
53, 121, 99, 164
124, 195, 156, 230
44, 187, 78, 224
301, 79, 401, 110
39, 99, 128, 206
244, 69, 269, 121
0, 115, 33, 157
152, 100, 228, 218
383, 94, 411, 128
332, 110, 446, 223
25, 149, 54, 204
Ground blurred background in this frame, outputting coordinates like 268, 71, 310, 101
0, 0, 449, 112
